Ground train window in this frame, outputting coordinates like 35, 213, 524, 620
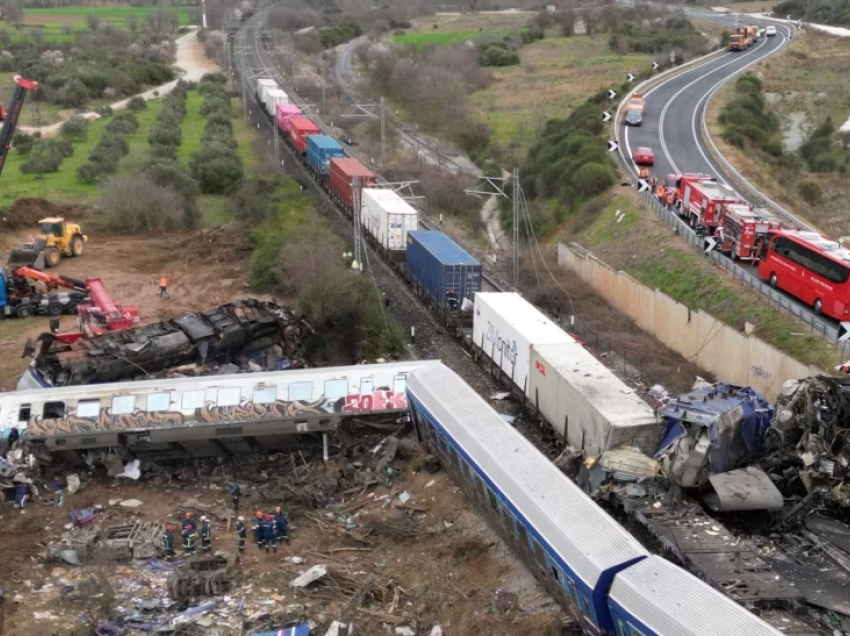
43, 401, 66, 419
76, 400, 101, 419
252, 387, 277, 404
517, 521, 528, 548
181, 391, 206, 410
616, 620, 627, 636
111, 395, 135, 415
18, 404, 31, 421
146, 393, 171, 412
288, 382, 312, 402
325, 379, 348, 400
532, 540, 546, 565
393, 375, 406, 394
629, 625, 647, 636
360, 378, 373, 394
217, 387, 241, 407
550, 565, 560, 583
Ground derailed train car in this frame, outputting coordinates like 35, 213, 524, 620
405, 363, 786, 636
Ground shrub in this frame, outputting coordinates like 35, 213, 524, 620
99, 174, 186, 232
127, 96, 148, 111
98, 105, 114, 118
149, 123, 182, 147
480, 45, 520, 67
13, 132, 38, 155
60, 116, 89, 142
19, 142, 63, 174
199, 95, 231, 117
144, 159, 200, 202
76, 161, 100, 184
798, 179, 823, 204
717, 74, 781, 155
56, 78, 89, 108
189, 143, 244, 194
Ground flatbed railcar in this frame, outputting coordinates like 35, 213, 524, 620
405, 363, 786, 636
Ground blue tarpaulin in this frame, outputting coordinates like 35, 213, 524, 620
249, 624, 311, 636
654, 383, 773, 475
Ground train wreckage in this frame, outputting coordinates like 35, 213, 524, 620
17, 298, 312, 390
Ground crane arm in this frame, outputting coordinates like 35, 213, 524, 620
12, 266, 87, 292
0, 76, 39, 182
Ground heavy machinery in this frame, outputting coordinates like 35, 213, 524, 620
22, 217, 87, 268
1, 254, 87, 319
0, 75, 38, 182
716, 203, 782, 261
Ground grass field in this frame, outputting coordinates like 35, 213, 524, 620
0, 91, 256, 217
392, 28, 515, 46
572, 190, 839, 368
471, 34, 652, 152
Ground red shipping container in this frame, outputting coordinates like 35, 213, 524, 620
289, 118, 321, 155
329, 158, 376, 210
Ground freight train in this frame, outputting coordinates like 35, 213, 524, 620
405, 363, 786, 636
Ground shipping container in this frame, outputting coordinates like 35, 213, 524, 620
405, 231, 481, 310
288, 118, 321, 155
306, 135, 345, 175
328, 158, 376, 211
256, 79, 278, 105
263, 88, 289, 119
528, 343, 660, 456
276, 103, 303, 134
361, 188, 419, 254
472, 292, 574, 395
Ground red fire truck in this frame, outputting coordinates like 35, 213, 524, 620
715, 203, 782, 261
675, 176, 743, 230
657, 173, 711, 205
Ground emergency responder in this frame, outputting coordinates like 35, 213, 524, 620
13, 482, 29, 509
262, 513, 277, 554
666, 191, 675, 208
182, 511, 194, 532
159, 276, 169, 299
236, 516, 246, 553
274, 506, 290, 544
182, 524, 197, 556
253, 510, 264, 549
230, 482, 241, 510
638, 166, 649, 181
162, 526, 176, 561
200, 516, 212, 553
650, 175, 658, 190
656, 184, 666, 200
447, 289, 459, 311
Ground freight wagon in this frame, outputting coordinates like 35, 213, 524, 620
360, 188, 419, 258
404, 231, 481, 313
288, 118, 321, 156
306, 135, 345, 176
256, 79, 278, 107
275, 103, 303, 135
263, 88, 288, 119
472, 292, 574, 396
528, 343, 660, 456
328, 158, 376, 212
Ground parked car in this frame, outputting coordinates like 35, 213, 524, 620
633, 146, 655, 166
765, 25, 777, 36
624, 109, 643, 127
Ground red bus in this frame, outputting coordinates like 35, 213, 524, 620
758, 230, 850, 319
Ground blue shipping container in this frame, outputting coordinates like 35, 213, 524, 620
405, 231, 482, 309
306, 135, 344, 175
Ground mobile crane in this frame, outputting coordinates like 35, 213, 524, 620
0, 75, 38, 182
1, 259, 88, 318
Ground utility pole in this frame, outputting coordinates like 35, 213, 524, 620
241, 74, 248, 120
512, 166, 519, 287
273, 123, 280, 166
352, 175, 363, 274
379, 96, 386, 167
341, 99, 386, 167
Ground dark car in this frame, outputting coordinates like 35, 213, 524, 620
624, 109, 643, 127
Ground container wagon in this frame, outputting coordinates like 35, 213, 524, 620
306, 135, 345, 177
256, 78, 278, 106
288, 118, 322, 156
472, 292, 574, 396
276, 103, 303, 135
328, 158, 376, 213
404, 231, 481, 313
361, 188, 419, 259
263, 88, 288, 119
528, 342, 660, 455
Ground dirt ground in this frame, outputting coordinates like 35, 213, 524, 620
0, 438, 564, 636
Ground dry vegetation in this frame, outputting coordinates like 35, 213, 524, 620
707, 31, 850, 235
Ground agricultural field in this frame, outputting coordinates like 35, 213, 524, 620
471, 34, 652, 153
0, 90, 255, 208
391, 28, 515, 46
566, 189, 841, 369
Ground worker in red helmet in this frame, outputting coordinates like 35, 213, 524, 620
161, 525, 176, 561
182, 511, 194, 532
261, 513, 277, 554
253, 511, 264, 549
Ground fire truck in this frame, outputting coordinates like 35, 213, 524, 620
674, 176, 743, 231
715, 203, 782, 262
657, 173, 711, 204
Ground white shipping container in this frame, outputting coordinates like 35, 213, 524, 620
256, 79, 277, 102
361, 188, 419, 252
472, 292, 573, 394
263, 88, 289, 118
529, 343, 660, 456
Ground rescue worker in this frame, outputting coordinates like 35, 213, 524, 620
261, 513, 277, 554
638, 165, 649, 180
182, 524, 197, 556
656, 185, 666, 200
230, 482, 241, 510
159, 276, 170, 299
236, 516, 247, 554
253, 510, 264, 549
162, 526, 176, 561
182, 511, 194, 532
650, 175, 658, 190
200, 516, 212, 553
447, 289, 459, 312
13, 482, 29, 509
7, 427, 19, 449
666, 191, 675, 208
274, 506, 290, 544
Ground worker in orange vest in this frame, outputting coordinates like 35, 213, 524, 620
159, 276, 169, 299
638, 166, 649, 180
666, 192, 675, 208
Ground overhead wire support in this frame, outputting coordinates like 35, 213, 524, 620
465, 168, 521, 286
341, 97, 386, 167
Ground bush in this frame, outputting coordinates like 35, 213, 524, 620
149, 123, 182, 147
13, 132, 38, 155
199, 95, 231, 117
98, 105, 114, 118
60, 116, 89, 142
150, 142, 178, 161
127, 96, 148, 111
480, 45, 520, 67
105, 113, 140, 135
99, 174, 186, 232
77, 161, 100, 184
227, 178, 276, 224
56, 78, 89, 108
717, 74, 782, 155
144, 159, 199, 202
798, 179, 823, 204
189, 143, 244, 194
319, 22, 362, 48
19, 142, 64, 174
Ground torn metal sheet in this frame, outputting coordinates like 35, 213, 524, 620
290, 565, 328, 588
597, 447, 660, 481
703, 466, 784, 512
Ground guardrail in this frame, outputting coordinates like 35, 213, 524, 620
631, 180, 848, 354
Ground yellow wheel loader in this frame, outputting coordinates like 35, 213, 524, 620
21, 217, 87, 268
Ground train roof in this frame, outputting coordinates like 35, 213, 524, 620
362, 188, 418, 215
475, 293, 574, 346
609, 555, 784, 636
406, 364, 649, 588
407, 231, 479, 266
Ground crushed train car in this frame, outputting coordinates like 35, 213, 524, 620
18, 299, 312, 390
